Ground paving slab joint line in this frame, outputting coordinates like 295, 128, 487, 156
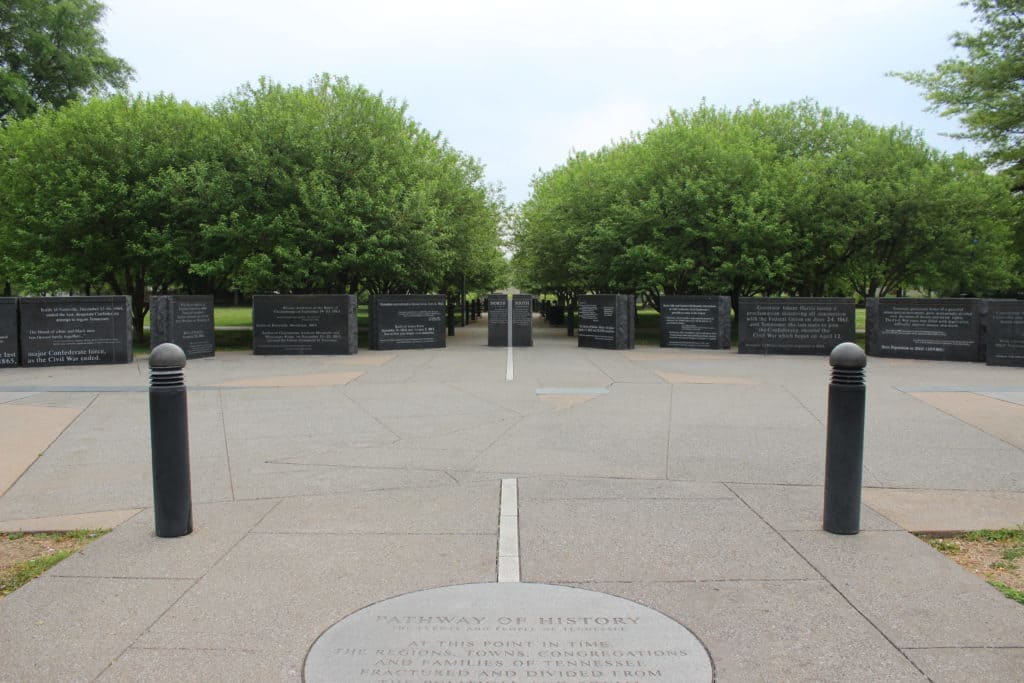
0, 508, 144, 534
782, 384, 824, 427
722, 482, 932, 680
0, 392, 99, 498
215, 389, 237, 502
92, 498, 287, 681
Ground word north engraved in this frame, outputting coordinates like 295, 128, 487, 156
305, 582, 713, 682
487, 294, 533, 347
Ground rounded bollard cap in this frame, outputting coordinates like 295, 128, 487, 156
149, 342, 187, 369
830, 341, 866, 369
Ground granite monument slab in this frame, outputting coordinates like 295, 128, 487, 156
487, 294, 533, 347
305, 582, 713, 682
18, 296, 133, 366
149, 295, 215, 359
985, 300, 1024, 367
578, 294, 636, 350
866, 298, 982, 362
252, 294, 357, 355
660, 295, 731, 349
369, 295, 446, 350
738, 297, 854, 355
0, 298, 17, 367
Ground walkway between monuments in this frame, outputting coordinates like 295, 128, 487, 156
1, 319, 1024, 680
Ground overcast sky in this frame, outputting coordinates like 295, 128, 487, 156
101, 0, 977, 204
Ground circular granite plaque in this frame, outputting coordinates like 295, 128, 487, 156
305, 582, 713, 682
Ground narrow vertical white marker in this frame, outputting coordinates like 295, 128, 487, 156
505, 294, 514, 382
498, 478, 520, 583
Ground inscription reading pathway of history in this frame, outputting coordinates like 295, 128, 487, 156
305, 583, 713, 682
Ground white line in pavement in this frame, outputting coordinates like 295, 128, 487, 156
498, 478, 520, 583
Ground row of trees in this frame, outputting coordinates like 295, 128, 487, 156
4, 0, 1022, 339
512, 100, 1021, 309
0, 76, 509, 339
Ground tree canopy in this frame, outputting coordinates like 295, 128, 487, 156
195, 76, 506, 297
0, 0, 133, 124
0, 93, 224, 338
512, 100, 1019, 306
894, 0, 1024, 191
0, 76, 508, 339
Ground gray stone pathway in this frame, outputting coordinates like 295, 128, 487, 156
1, 318, 1024, 681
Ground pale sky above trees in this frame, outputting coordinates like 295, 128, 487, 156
100, 0, 978, 203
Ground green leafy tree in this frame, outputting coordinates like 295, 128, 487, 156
513, 100, 1017, 303
893, 0, 1024, 191
197, 75, 505, 297
0, 75, 506, 338
0, 94, 226, 339
0, 0, 133, 124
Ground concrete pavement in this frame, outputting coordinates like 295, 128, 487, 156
1, 317, 1024, 681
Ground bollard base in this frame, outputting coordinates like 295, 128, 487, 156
156, 507, 194, 538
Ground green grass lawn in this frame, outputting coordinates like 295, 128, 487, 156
142, 306, 257, 327
213, 306, 252, 326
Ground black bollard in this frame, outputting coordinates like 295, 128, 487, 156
447, 298, 456, 336
567, 302, 575, 337
823, 342, 867, 535
149, 343, 193, 538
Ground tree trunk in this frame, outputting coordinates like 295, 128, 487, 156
131, 277, 148, 343
132, 299, 147, 342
